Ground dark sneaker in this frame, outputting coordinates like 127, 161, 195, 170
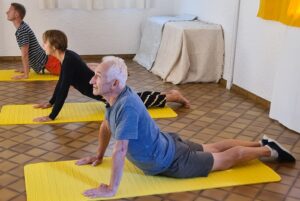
260, 135, 271, 146
267, 140, 296, 163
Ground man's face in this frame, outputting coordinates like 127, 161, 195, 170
90, 64, 112, 96
6, 6, 17, 21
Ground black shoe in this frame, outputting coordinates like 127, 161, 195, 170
260, 135, 270, 146
267, 140, 296, 163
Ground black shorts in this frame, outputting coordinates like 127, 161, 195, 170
158, 133, 214, 178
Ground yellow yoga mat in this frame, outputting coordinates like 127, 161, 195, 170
0, 102, 177, 125
24, 158, 281, 201
0, 70, 58, 81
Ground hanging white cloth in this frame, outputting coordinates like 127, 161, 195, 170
269, 28, 300, 133
39, 0, 152, 10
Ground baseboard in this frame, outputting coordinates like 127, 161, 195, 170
0, 56, 21, 62
0, 54, 135, 62
219, 79, 270, 109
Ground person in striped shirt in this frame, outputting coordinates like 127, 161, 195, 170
6, 2, 60, 80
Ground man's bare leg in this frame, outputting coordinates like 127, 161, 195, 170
211, 146, 271, 171
203, 139, 261, 153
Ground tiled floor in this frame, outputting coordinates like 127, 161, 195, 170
0, 59, 299, 201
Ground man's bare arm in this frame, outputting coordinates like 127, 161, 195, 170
83, 140, 128, 198
13, 44, 30, 79
76, 120, 112, 166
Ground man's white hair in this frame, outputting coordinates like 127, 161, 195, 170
102, 56, 128, 88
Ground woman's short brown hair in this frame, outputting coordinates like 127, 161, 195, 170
43, 30, 68, 52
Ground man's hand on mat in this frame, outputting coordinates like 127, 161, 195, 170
12, 74, 28, 80
33, 102, 52, 109
14, 68, 24, 73
83, 184, 116, 198
76, 155, 102, 166
33, 116, 52, 122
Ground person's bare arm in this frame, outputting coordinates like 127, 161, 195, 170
76, 120, 112, 166
13, 45, 30, 79
82, 140, 128, 198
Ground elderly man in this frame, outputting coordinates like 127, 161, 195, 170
76, 56, 295, 198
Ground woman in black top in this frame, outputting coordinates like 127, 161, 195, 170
33, 30, 190, 122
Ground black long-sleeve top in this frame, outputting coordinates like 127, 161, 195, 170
48, 50, 104, 120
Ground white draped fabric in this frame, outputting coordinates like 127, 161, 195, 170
269, 28, 300, 133
39, 0, 152, 10
133, 15, 197, 70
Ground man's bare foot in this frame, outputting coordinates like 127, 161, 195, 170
165, 89, 191, 108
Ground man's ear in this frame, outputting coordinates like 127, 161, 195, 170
113, 79, 119, 87
14, 11, 20, 19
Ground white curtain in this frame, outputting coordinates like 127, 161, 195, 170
269, 28, 300, 133
39, 0, 152, 10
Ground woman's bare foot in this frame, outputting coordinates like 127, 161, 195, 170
164, 89, 191, 108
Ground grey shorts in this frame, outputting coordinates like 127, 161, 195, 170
158, 133, 214, 178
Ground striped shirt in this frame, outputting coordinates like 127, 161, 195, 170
15, 21, 47, 73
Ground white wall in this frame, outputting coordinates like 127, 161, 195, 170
173, 0, 239, 84
0, 1, 5, 56
233, 0, 286, 100
173, 0, 300, 102
1, 0, 174, 56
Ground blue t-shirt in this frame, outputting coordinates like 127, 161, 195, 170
106, 86, 175, 175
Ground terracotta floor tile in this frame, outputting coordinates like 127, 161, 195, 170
7, 179, 26, 193
0, 140, 18, 149
10, 144, 33, 153
0, 150, 18, 159
40, 152, 64, 161
8, 166, 25, 178
288, 187, 300, 199
194, 196, 215, 201
135, 195, 163, 201
264, 183, 290, 194
11, 126, 31, 133
257, 190, 286, 201
0, 173, 19, 186
9, 194, 27, 201
9, 154, 33, 164
41, 141, 61, 151
0, 161, 18, 172
233, 186, 259, 198
0, 188, 19, 201
225, 193, 252, 201
25, 148, 48, 157
167, 191, 198, 201
201, 189, 229, 200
